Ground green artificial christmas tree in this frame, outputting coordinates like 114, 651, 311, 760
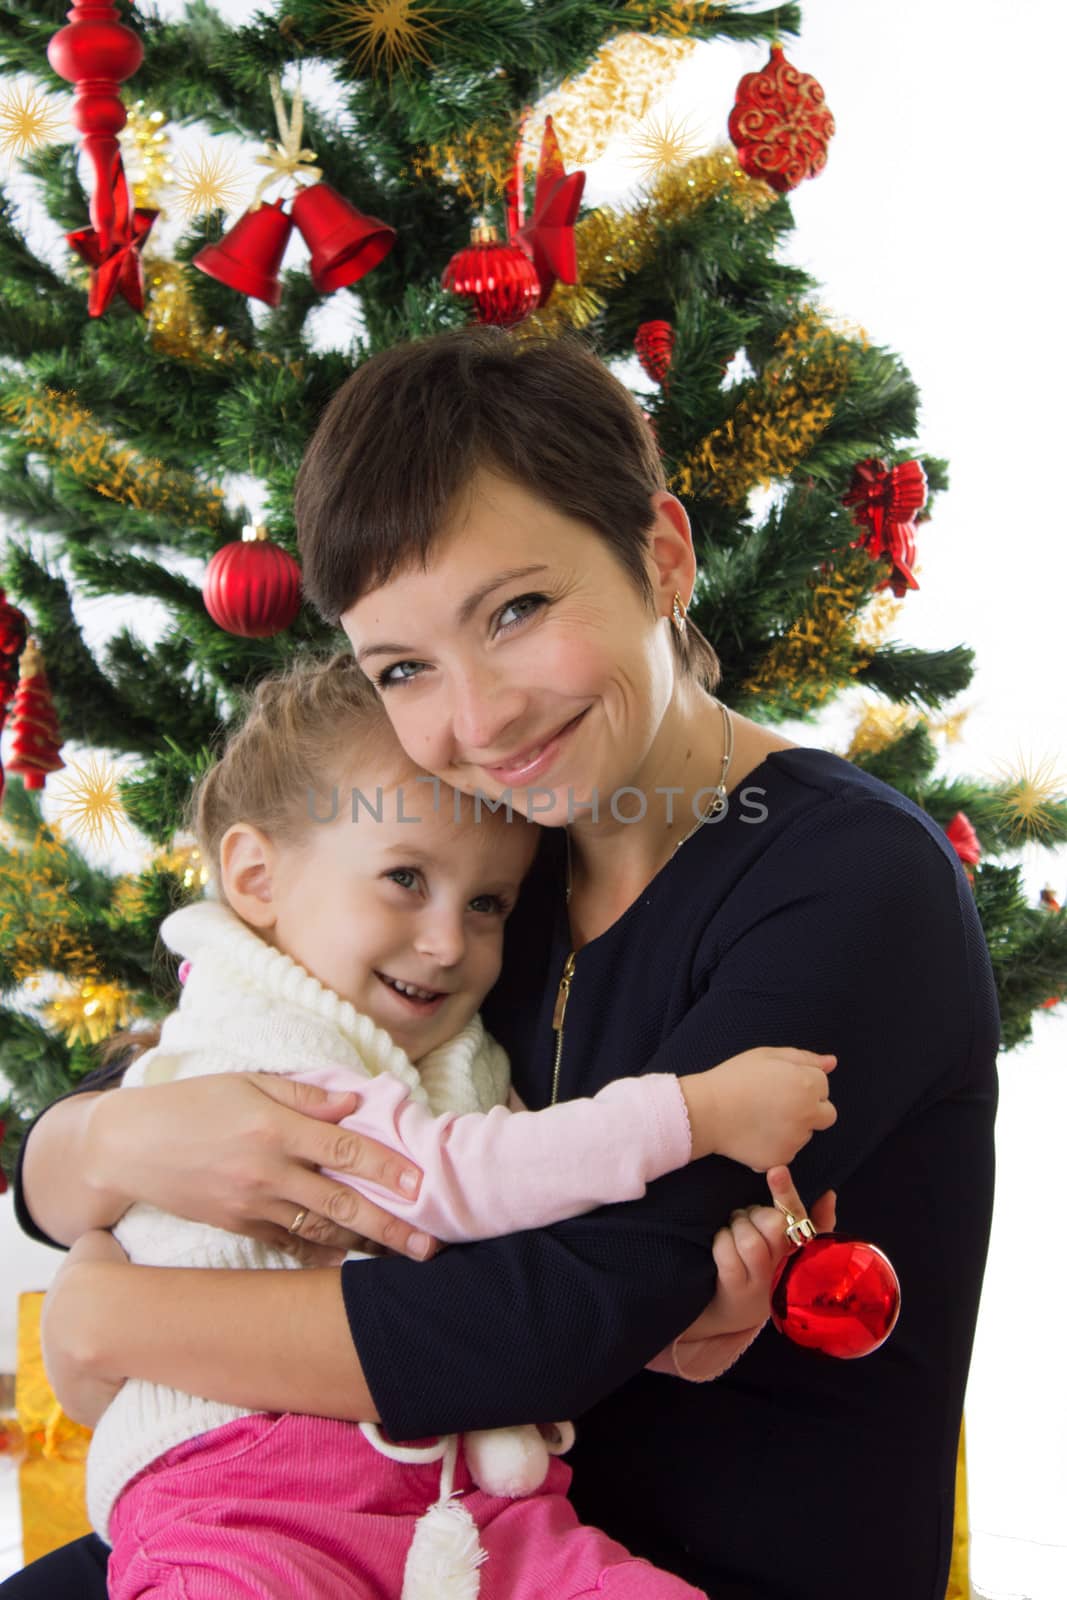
1, 0, 1066, 1184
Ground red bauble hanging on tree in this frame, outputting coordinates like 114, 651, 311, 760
4, 639, 65, 793
441, 222, 542, 326
728, 44, 835, 194
635, 320, 675, 386
202, 525, 302, 639
771, 1219, 901, 1359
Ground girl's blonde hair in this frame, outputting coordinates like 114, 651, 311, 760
98, 650, 407, 1072
188, 648, 408, 903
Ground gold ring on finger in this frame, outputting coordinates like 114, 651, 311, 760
288, 1206, 309, 1236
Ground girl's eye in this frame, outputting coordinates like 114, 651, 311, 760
496, 593, 546, 633
386, 868, 419, 891
469, 893, 507, 916
376, 660, 424, 690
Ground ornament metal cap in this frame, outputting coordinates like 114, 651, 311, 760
774, 1201, 817, 1248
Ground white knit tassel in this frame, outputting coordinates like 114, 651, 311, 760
401, 1435, 486, 1600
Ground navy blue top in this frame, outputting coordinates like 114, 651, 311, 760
11, 747, 999, 1600
341, 747, 999, 1598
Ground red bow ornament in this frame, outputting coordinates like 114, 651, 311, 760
843, 457, 928, 598
511, 117, 585, 308
68, 161, 157, 316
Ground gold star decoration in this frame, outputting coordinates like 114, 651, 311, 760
49, 753, 131, 853
0, 79, 67, 163
990, 752, 1067, 843
318, 0, 445, 78
625, 109, 705, 184
171, 145, 247, 218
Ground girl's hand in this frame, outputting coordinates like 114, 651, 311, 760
648, 1166, 837, 1383
92, 1073, 436, 1262
681, 1048, 837, 1169
40, 1231, 130, 1428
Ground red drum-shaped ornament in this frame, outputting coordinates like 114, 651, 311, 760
770, 1222, 901, 1359
442, 223, 541, 326
203, 526, 302, 639
728, 44, 835, 194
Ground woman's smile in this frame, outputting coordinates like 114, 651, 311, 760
481, 708, 591, 787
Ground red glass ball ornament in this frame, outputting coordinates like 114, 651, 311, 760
202, 525, 302, 639
771, 1232, 901, 1359
441, 222, 541, 326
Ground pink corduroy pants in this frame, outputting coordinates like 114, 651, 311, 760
106, 1412, 708, 1599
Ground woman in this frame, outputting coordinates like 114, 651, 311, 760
7, 330, 998, 1600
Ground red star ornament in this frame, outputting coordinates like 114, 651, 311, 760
514, 117, 585, 307
67, 158, 157, 316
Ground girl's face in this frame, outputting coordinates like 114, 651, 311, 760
340, 470, 692, 827
227, 775, 537, 1063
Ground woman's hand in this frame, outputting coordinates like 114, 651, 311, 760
40, 1230, 131, 1428
92, 1073, 436, 1261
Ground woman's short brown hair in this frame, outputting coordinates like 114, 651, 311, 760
295, 328, 720, 692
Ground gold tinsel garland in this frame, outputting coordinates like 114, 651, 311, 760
741, 547, 887, 712
520, 146, 773, 337
674, 314, 854, 504
0, 828, 101, 989
1, 389, 224, 528
44, 979, 136, 1047
539, 32, 699, 168
119, 100, 173, 213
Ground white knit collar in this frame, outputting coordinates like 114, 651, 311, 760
159, 899, 490, 1110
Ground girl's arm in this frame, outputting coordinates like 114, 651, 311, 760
294, 1047, 836, 1243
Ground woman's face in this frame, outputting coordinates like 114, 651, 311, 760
340, 469, 693, 826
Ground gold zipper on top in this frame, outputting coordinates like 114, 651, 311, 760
550, 951, 576, 1105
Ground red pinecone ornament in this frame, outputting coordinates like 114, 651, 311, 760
728, 44, 835, 194
441, 223, 541, 327
203, 525, 302, 639
5, 638, 65, 792
635, 320, 675, 386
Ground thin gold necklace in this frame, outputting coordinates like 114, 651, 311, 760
566, 699, 734, 904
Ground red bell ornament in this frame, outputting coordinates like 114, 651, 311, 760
442, 222, 541, 326
203, 525, 302, 639
290, 184, 396, 293
770, 1210, 901, 1359
193, 201, 294, 307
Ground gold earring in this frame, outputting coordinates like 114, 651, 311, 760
671, 593, 687, 635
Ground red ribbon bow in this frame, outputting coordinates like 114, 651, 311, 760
842, 457, 928, 598
67, 152, 157, 317
509, 116, 585, 309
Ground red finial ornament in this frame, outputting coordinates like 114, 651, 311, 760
770, 1207, 901, 1359
729, 44, 835, 194
5, 639, 65, 793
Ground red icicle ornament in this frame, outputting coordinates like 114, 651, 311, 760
634, 320, 675, 386
728, 44, 835, 194
441, 222, 541, 326
202, 524, 302, 639
5, 638, 65, 792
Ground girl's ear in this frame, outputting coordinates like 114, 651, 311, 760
219, 823, 278, 930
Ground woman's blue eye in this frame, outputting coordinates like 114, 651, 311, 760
497, 594, 546, 632
376, 660, 423, 690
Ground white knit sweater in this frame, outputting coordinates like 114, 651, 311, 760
85, 899, 511, 1541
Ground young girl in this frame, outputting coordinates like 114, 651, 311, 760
88, 650, 836, 1600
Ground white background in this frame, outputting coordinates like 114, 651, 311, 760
2, 2, 1065, 1593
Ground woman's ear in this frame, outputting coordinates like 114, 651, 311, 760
219, 823, 278, 931
646, 492, 697, 612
